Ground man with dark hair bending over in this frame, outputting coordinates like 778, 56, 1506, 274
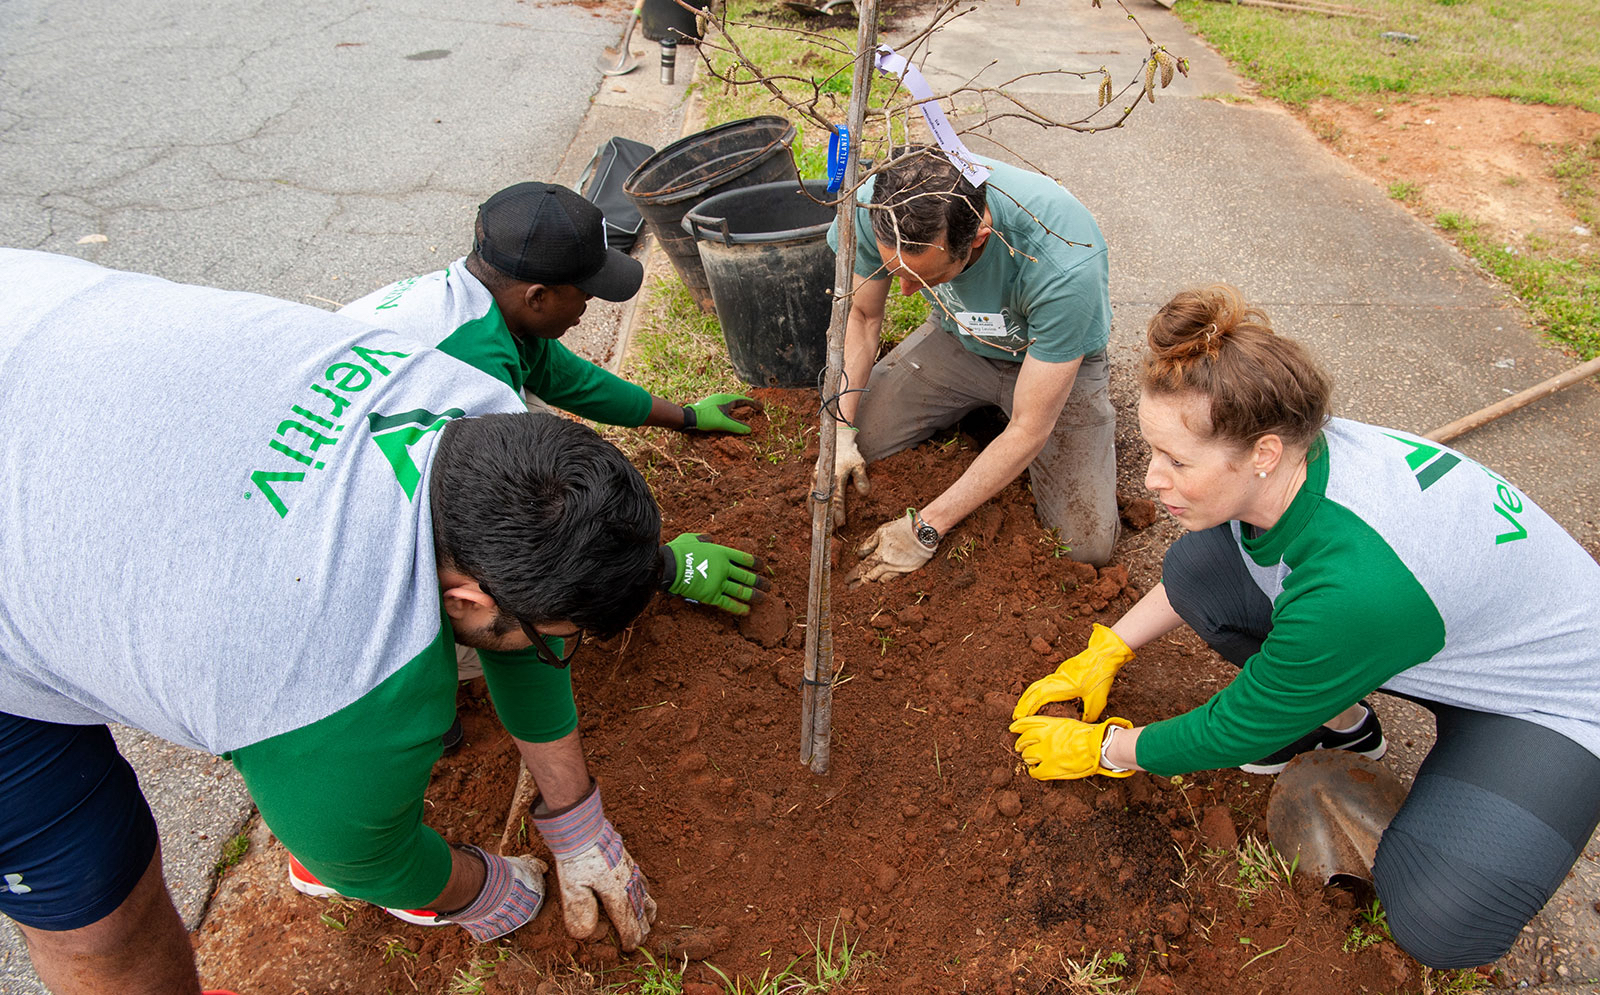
822, 147, 1117, 581
0, 249, 665, 994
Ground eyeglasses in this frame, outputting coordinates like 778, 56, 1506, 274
476, 580, 582, 669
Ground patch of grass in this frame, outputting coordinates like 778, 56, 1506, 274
806, 918, 874, 989
1419, 964, 1492, 993
1048, 949, 1126, 993
213, 831, 250, 875
623, 275, 746, 402
1343, 899, 1392, 952
703, 954, 808, 994
631, 950, 688, 994
448, 946, 509, 995
1174, 0, 1600, 112
1387, 179, 1423, 202
1452, 217, 1600, 358
1230, 834, 1297, 907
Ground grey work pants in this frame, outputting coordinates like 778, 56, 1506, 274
1163, 524, 1600, 969
853, 320, 1118, 565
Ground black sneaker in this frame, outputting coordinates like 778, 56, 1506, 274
1239, 700, 1386, 775
441, 715, 464, 755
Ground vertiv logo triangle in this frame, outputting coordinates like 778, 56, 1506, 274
368, 407, 465, 500
1383, 433, 1461, 491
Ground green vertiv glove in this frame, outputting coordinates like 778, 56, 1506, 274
661, 533, 769, 615
683, 393, 764, 435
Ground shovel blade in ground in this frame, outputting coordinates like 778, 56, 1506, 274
1267, 751, 1409, 884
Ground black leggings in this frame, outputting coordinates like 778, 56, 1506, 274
1162, 525, 1600, 969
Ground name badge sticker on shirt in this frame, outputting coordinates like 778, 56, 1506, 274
955, 311, 1010, 338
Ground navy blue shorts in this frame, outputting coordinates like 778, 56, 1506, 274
0, 711, 159, 931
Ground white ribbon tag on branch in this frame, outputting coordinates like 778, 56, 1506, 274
873, 44, 992, 188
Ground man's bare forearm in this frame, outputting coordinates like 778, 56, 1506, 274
919, 420, 1052, 534
839, 306, 883, 426
514, 729, 591, 813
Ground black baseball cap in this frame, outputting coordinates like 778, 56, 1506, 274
474, 182, 644, 302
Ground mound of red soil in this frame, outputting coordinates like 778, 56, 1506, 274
194, 389, 1426, 994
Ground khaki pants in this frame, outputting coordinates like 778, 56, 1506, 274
854, 320, 1118, 565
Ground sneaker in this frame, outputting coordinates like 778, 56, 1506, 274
286, 855, 446, 926
1239, 700, 1387, 775
441, 714, 464, 755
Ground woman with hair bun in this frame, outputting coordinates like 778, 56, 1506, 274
1009, 283, 1600, 969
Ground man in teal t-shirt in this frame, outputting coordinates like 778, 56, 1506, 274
823, 148, 1117, 582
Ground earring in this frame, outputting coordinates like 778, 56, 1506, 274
1257, 471, 1267, 478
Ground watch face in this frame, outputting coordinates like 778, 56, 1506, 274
916, 523, 940, 547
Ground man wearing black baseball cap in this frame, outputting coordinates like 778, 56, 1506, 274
343, 181, 762, 436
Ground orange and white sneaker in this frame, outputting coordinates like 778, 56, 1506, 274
286, 855, 445, 926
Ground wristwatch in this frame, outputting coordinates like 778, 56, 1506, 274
909, 508, 940, 551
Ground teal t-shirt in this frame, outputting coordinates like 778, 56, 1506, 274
827, 156, 1111, 363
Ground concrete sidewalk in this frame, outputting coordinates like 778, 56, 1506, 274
892, 1, 1600, 989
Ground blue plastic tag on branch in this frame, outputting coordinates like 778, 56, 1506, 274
827, 126, 850, 193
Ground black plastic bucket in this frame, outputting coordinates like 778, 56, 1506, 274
641, 0, 708, 41
624, 116, 797, 309
683, 178, 836, 388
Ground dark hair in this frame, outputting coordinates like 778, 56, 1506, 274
430, 412, 662, 636
1141, 284, 1332, 452
869, 146, 987, 259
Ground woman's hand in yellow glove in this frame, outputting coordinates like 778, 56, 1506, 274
1008, 715, 1134, 780
1012, 623, 1134, 723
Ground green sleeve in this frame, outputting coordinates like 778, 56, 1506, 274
433, 306, 526, 394
1136, 505, 1446, 776
517, 337, 653, 426
479, 638, 580, 742
1017, 250, 1111, 364
229, 629, 459, 909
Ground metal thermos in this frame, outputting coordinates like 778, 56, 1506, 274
659, 37, 677, 85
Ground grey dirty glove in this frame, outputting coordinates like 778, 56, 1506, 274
532, 781, 656, 951
441, 847, 549, 942
814, 423, 869, 528
848, 511, 935, 585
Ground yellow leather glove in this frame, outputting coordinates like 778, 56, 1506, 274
1009, 715, 1134, 780
1012, 623, 1134, 723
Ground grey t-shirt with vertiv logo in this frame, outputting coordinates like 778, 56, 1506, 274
0, 248, 526, 755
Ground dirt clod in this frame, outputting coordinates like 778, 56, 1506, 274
1118, 493, 1159, 530
668, 925, 731, 961
737, 594, 791, 647
996, 790, 1023, 818
1200, 805, 1239, 850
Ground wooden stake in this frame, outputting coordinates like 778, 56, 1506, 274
801, 0, 879, 776
1425, 354, 1600, 444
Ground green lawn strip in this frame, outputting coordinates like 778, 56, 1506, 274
1175, 0, 1600, 360
1440, 212, 1600, 359
1173, 0, 1600, 111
